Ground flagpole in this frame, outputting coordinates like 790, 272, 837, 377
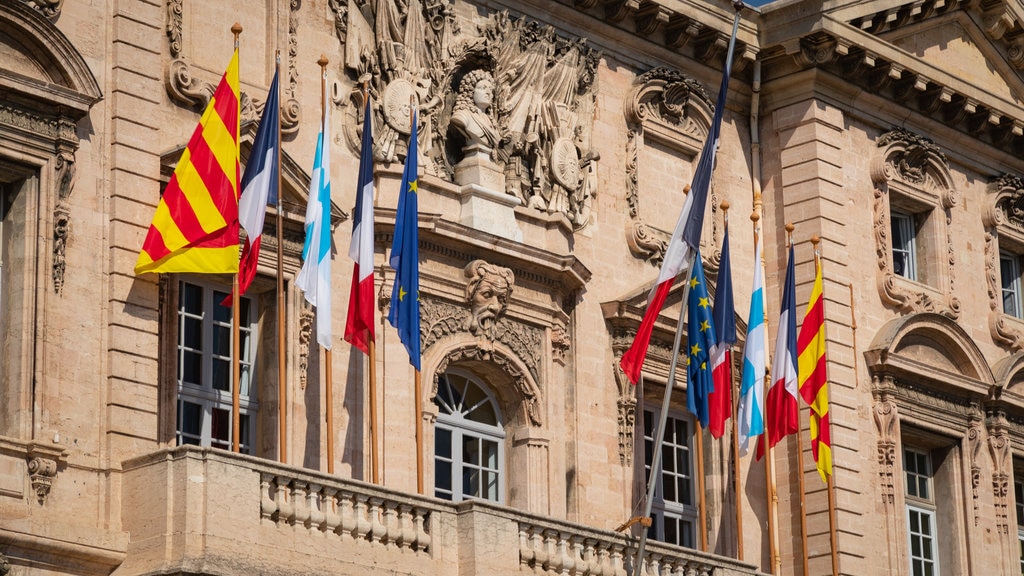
231, 22, 243, 454
273, 50, 288, 464
632, 247, 699, 575
408, 95, 424, 495
315, 55, 335, 475
789, 227, 809, 576
753, 210, 777, 575
810, 240, 838, 576
363, 82, 381, 485
696, 423, 707, 552
722, 202, 743, 562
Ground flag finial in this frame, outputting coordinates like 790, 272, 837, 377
231, 22, 242, 42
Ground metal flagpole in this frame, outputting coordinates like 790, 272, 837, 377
230, 22, 243, 454
632, 9, 742, 572
274, 50, 288, 464
789, 227, 809, 576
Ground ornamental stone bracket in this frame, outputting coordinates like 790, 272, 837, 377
0, 437, 69, 505
871, 128, 961, 319
966, 404, 984, 527
612, 361, 637, 466
984, 174, 1024, 351
986, 406, 1011, 535
164, 0, 301, 132
17, 0, 62, 20
52, 147, 75, 294
623, 67, 714, 266
871, 374, 899, 506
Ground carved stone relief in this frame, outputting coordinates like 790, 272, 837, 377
433, 345, 543, 427
967, 404, 984, 526
986, 407, 1011, 535
341, 4, 600, 230
463, 259, 514, 339
27, 456, 57, 504
872, 374, 899, 505
623, 67, 713, 265
165, 0, 301, 132
612, 361, 636, 466
52, 149, 74, 294
984, 174, 1024, 350
18, 0, 62, 20
298, 304, 314, 390
871, 127, 960, 319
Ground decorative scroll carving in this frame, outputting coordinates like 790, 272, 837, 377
298, 304, 314, 390
612, 362, 636, 466
966, 405, 983, 526
0, 104, 77, 141
987, 407, 1011, 535
985, 174, 1024, 350
164, 0, 299, 131
52, 149, 75, 294
27, 456, 58, 504
872, 375, 899, 505
871, 128, 960, 319
463, 259, 514, 339
433, 346, 542, 426
622, 67, 712, 265
19, 0, 63, 20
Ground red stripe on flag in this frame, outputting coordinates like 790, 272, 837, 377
619, 279, 672, 385
188, 135, 237, 221
344, 262, 376, 355
708, 349, 731, 438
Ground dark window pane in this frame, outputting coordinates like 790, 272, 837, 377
213, 292, 231, 322
211, 407, 230, 449
213, 325, 230, 357
463, 435, 480, 465
181, 282, 203, 312
239, 413, 251, 455
181, 351, 202, 386
179, 401, 202, 436
212, 358, 230, 391
435, 460, 452, 494
183, 316, 202, 349
239, 296, 251, 323
665, 516, 678, 545
435, 428, 452, 459
463, 466, 479, 497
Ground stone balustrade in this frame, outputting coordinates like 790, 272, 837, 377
118, 446, 761, 576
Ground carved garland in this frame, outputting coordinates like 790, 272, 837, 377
966, 405, 984, 526
612, 361, 636, 466
871, 127, 961, 319
165, 0, 300, 132
984, 174, 1024, 350
433, 346, 543, 427
623, 67, 713, 266
298, 304, 313, 390
872, 375, 899, 505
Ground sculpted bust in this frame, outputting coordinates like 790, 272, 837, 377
450, 70, 500, 152
464, 259, 515, 338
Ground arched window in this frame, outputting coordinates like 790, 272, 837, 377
433, 369, 505, 503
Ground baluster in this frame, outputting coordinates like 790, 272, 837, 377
596, 544, 613, 576
353, 494, 372, 541
542, 529, 558, 572
381, 500, 399, 545
530, 527, 547, 573
260, 475, 277, 520
519, 526, 534, 568
323, 487, 341, 534
398, 504, 416, 550
339, 491, 358, 539
608, 544, 627, 576
275, 477, 294, 524
291, 481, 309, 526
581, 538, 598, 575
368, 497, 387, 543
307, 483, 325, 531
413, 507, 430, 552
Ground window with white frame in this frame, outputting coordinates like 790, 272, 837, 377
904, 446, 938, 576
891, 211, 918, 281
643, 408, 697, 548
176, 280, 257, 453
1001, 251, 1024, 319
433, 369, 505, 503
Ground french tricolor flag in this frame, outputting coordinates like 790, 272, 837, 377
235, 71, 279, 301
343, 96, 375, 354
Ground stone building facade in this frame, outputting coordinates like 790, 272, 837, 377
2, 0, 1024, 575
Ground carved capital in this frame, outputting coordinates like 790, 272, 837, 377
27, 456, 58, 504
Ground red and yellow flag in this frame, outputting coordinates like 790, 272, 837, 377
797, 257, 831, 481
135, 51, 241, 274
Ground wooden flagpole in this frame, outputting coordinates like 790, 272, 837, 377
362, 82, 380, 485
790, 227, 809, 576
231, 22, 243, 454
316, 55, 335, 475
274, 50, 288, 464
721, 201, 743, 562
752, 210, 777, 575
408, 95, 424, 495
696, 424, 707, 552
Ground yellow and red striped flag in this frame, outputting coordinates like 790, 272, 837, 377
135, 50, 241, 274
798, 256, 831, 481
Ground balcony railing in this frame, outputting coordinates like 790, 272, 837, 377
119, 446, 762, 576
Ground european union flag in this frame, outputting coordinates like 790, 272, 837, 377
686, 252, 717, 427
388, 111, 421, 370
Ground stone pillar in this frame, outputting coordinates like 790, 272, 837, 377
454, 144, 523, 242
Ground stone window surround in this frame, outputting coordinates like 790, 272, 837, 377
984, 174, 1024, 351
871, 127, 960, 319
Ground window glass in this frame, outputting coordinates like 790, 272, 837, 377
904, 447, 937, 576
643, 408, 697, 548
1001, 252, 1022, 318
433, 370, 504, 503
891, 212, 917, 280
175, 280, 258, 454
